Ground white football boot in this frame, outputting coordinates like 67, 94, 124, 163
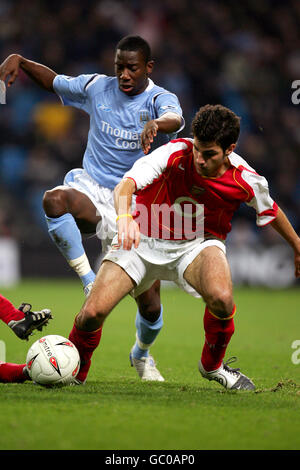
130, 349, 165, 382
198, 356, 255, 390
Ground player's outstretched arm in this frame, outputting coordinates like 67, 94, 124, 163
141, 112, 182, 154
270, 206, 300, 277
0, 54, 56, 91
114, 178, 140, 250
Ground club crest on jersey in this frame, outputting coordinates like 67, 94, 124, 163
98, 103, 111, 112
191, 185, 205, 195
139, 110, 150, 125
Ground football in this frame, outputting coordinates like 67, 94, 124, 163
26, 335, 80, 387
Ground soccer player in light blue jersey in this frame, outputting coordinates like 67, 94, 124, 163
0, 36, 184, 382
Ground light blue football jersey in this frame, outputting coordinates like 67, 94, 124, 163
53, 74, 184, 189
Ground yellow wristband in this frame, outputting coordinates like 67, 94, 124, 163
116, 213, 133, 222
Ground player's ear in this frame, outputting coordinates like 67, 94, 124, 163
225, 143, 236, 155
146, 60, 154, 76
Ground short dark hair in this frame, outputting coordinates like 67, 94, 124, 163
116, 35, 152, 63
191, 104, 240, 151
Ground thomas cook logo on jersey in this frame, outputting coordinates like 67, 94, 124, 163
139, 110, 150, 125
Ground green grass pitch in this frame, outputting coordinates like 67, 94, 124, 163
0, 279, 299, 450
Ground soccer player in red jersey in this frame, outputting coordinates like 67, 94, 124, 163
69, 104, 299, 389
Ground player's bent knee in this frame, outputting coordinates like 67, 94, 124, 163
79, 302, 109, 330
43, 188, 69, 217
137, 286, 161, 322
138, 304, 161, 323
206, 290, 234, 318
86, 298, 109, 320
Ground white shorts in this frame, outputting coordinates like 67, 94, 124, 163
104, 235, 226, 298
64, 168, 135, 252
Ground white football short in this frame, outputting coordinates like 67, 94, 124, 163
104, 235, 226, 298
64, 168, 135, 252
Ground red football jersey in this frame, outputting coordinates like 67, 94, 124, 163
124, 138, 278, 240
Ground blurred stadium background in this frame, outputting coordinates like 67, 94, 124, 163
0, 0, 299, 289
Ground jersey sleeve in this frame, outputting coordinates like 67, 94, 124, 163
124, 140, 187, 190
153, 92, 185, 133
124, 140, 189, 190
53, 74, 100, 112
242, 170, 278, 226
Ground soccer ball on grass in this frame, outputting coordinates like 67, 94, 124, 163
26, 335, 80, 387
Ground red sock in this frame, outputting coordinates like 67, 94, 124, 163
69, 322, 102, 383
0, 295, 24, 325
0, 362, 28, 383
201, 305, 235, 372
